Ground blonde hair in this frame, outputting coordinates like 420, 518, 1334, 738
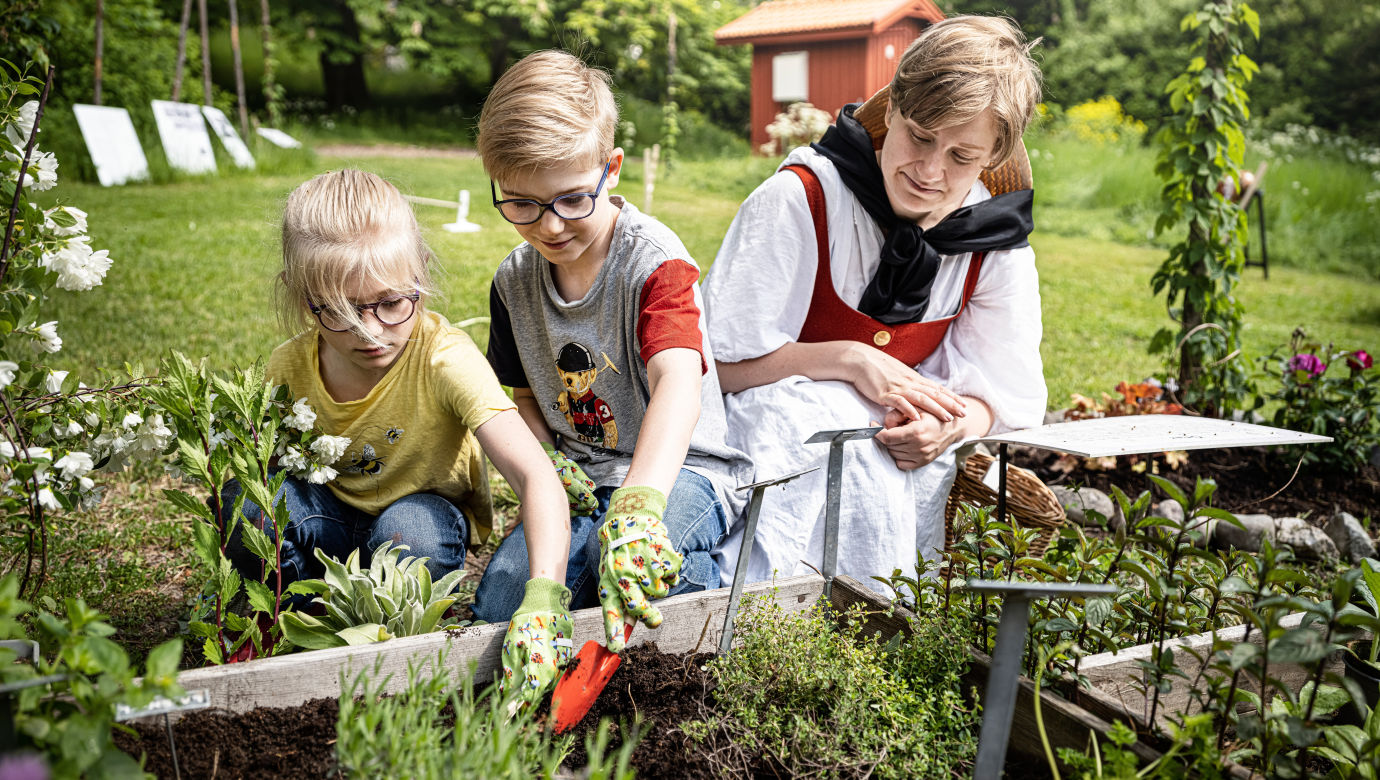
277, 169, 434, 337
890, 15, 1042, 168
477, 50, 619, 182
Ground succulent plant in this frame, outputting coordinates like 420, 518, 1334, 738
278, 541, 466, 651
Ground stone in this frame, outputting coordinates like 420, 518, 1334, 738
1275, 517, 1340, 561
1213, 513, 1276, 553
1052, 485, 1123, 530
1324, 512, 1377, 563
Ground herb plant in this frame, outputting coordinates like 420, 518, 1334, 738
278, 541, 466, 650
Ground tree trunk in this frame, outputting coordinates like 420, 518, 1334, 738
94, 0, 104, 104
319, 2, 369, 110
259, 0, 276, 125
228, 0, 250, 137
172, 0, 193, 100
199, 0, 213, 103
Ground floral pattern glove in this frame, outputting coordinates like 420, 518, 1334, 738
500, 577, 575, 709
596, 486, 684, 652
542, 442, 598, 516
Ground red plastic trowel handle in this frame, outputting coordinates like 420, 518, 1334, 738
549, 621, 635, 733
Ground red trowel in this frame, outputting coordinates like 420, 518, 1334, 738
549, 619, 634, 733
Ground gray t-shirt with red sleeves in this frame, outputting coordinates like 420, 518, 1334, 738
486, 197, 752, 514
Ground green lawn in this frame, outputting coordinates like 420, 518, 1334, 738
48, 150, 1378, 407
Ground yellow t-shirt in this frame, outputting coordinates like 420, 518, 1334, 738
266, 311, 516, 545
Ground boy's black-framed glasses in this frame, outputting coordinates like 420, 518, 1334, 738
490, 161, 612, 225
307, 291, 421, 332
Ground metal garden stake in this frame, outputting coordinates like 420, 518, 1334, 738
719, 466, 817, 655
967, 580, 1117, 779
805, 427, 881, 599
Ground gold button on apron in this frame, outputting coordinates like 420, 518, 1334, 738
873, 330, 892, 347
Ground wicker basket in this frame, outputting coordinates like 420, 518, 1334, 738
943, 451, 1066, 558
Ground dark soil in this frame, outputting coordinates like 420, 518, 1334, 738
1009, 445, 1380, 521
557, 643, 721, 780
114, 697, 338, 779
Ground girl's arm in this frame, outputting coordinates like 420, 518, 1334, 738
621, 347, 701, 496
474, 408, 569, 583
512, 387, 555, 446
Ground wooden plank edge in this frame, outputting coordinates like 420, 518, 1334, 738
138, 574, 826, 722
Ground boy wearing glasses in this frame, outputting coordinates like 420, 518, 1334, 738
471, 50, 750, 656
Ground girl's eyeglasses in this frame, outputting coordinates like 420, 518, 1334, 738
307, 291, 420, 333
490, 161, 612, 225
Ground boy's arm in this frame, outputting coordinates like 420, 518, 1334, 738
620, 346, 702, 495
473, 408, 569, 583
512, 387, 555, 447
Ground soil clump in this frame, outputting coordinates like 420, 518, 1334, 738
115, 697, 338, 779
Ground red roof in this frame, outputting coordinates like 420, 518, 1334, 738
715, 0, 943, 45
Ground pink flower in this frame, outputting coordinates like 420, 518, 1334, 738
1347, 350, 1373, 372
1287, 353, 1326, 378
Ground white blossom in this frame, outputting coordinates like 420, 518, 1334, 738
80, 485, 104, 510
54, 451, 93, 480
121, 412, 143, 429
279, 445, 308, 473
45, 206, 88, 237
44, 370, 68, 394
29, 321, 61, 354
207, 429, 231, 450
0, 442, 14, 459
42, 238, 112, 291
283, 397, 317, 431
84, 412, 100, 427
310, 435, 350, 464
0, 361, 18, 390
55, 420, 83, 438
4, 101, 38, 148
36, 487, 60, 511
133, 414, 173, 454
24, 150, 57, 191
305, 464, 338, 484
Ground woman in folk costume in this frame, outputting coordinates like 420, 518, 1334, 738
704, 15, 1047, 591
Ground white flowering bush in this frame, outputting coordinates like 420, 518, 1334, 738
761, 101, 833, 156
147, 353, 349, 663
0, 65, 165, 596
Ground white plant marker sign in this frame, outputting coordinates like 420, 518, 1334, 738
200, 105, 255, 169
443, 190, 481, 233
71, 104, 149, 186
255, 127, 303, 149
151, 100, 217, 174
979, 415, 1331, 459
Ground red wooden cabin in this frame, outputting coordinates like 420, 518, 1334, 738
715, 0, 945, 151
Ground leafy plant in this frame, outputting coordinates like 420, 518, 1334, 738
1250, 329, 1378, 473
147, 353, 350, 664
1150, 0, 1261, 415
0, 572, 183, 778
278, 541, 465, 650
682, 595, 978, 779
335, 648, 638, 778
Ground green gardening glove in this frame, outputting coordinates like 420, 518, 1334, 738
500, 578, 575, 709
596, 486, 684, 652
542, 442, 598, 516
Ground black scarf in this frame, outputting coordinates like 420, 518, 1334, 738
810, 103, 1034, 325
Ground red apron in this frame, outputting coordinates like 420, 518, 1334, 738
786, 164, 984, 367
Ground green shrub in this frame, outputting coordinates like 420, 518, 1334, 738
335, 649, 638, 778
683, 596, 978, 779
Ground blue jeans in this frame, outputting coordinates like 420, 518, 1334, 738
471, 469, 727, 623
216, 476, 468, 604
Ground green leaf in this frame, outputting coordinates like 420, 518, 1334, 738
162, 488, 213, 522
189, 518, 223, 572
278, 612, 346, 650
143, 639, 184, 687
337, 624, 391, 646
244, 580, 275, 614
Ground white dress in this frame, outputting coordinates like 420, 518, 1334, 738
703, 146, 1047, 592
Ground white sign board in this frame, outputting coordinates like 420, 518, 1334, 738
151, 100, 216, 174
255, 127, 302, 149
772, 51, 809, 103
200, 105, 254, 169
71, 104, 149, 187
979, 415, 1331, 459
